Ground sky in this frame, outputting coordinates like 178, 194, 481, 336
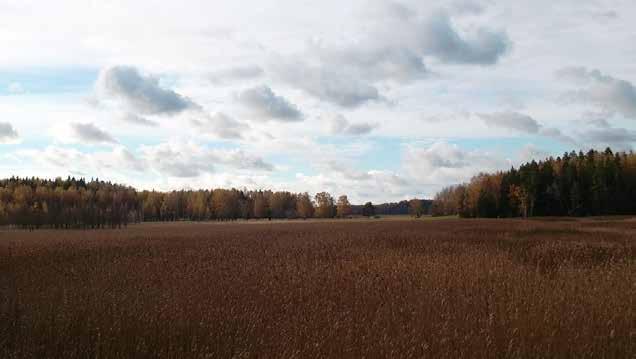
1, 0, 636, 203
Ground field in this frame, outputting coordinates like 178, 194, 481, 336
1, 218, 635, 358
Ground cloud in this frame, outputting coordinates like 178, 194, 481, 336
585, 118, 611, 128
270, 5, 508, 108
273, 60, 383, 108
66, 122, 118, 145
209, 65, 264, 85
324, 160, 372, 181
539, 127, 577, 146
190, 112, 249, 140
582, 127, 636, 143
140, 142, 212, 178
96, 65, 198, 116
327, 114, 377, 136
308, 42, 430, 84
580, 127, 636, 151
223, 149, 274, 171
363, 4, 510, 66
111, 147, 147, 172
477, 111, 578, 146
478, 111, 541, 133
139, 141, 274, 178
593, 10, 618, 20
418, 10, 510, 65
7, 82, 25, 94
519, 144, 550, 163
449, 0, 488, 15
0, 122, 19, 144
121, 113, 158, 127
557, 67, 636, 119
403, 141, 510, 185
17, 145, 147, 177
237, 85, 303, 121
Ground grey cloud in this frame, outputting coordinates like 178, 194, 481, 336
403, 141, 510, 185
237, 85, 303, 121
581, 109, 614, 128
325, 161, 372, 181
70, 122, 118, 145
273, 60, 382, 108
367, 4, 509, 66
112, 147, 147, 172
310, 42, 430, 84
328, 115, 348, 134
225, 150, 274, 171
478, 111, 579, 146
156, 162, 202, 178
0, 122, 19, 143
595, 10, 618, 20
96, 65, 198, 116
23, 146, 146, 176
140, 142, 273, 178
327, 114, 377, 136
410, 142, 469, 170
478, 111, 541, 133
271, 6, 508, 108
140, 144, 212, 178
209, 65, 264, 85
419, 11, 510, 65
557, 67, 636, 119
582, 127, 636, 148
345, 123, 377, 136
539, 127, 577, 146
586, 118, 611, 128
449, 0, 487, 15
121, 113, 158, 127
190, 112, 249, 140
272, 58, 383, 108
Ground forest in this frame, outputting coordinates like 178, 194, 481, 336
432, 148, 636, 218
0, 177, 367, 229
2, 148, 635, 229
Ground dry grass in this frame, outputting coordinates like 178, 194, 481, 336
1, 218, 635, 358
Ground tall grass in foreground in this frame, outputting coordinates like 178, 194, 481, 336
1, 218, 634, 358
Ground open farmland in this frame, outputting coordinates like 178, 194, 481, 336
1, 218, 635, 358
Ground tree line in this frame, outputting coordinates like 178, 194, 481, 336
0, 177, 385, 229
432, 148, 636, 218
139, 189, 354, 222
0, 177, 138, 229
351, 199, 432, 217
